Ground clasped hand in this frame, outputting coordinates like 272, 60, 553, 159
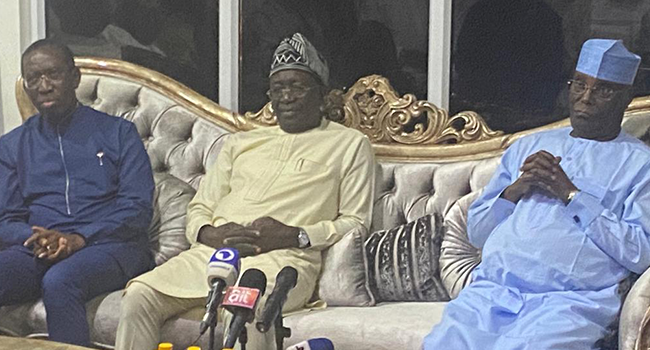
198, 217, 299, 256
23, 226, 86, 262
502, 150, 578, 204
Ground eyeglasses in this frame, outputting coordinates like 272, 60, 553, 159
567, 79, 619, 101
267, 85, 317, 99
23, 67, 71, 90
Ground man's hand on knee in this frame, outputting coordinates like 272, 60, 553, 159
24, 226, 86, 261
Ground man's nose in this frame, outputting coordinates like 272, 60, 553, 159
579, 87, 596, 104
278, 90, 295, 102
36, 76, 54, 92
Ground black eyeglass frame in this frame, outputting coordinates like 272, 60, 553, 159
567, 79, 621, 101
23, 66, 74, 90
266, 85, 319, 99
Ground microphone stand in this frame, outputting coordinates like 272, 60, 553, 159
239, 327, 248, 350
274, 315, 291, 350
209, 323, 217, 350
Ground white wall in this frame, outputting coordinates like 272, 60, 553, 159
429, 0, 452, 109
0, 2, 23, 135
0, 1, 44, 135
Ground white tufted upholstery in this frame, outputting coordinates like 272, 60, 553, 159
75, 75, 229, 190
371, 159, 500, 232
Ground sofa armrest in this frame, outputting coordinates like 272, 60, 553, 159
620, 268, 650, 350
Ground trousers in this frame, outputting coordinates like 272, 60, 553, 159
115, 282, 282, 350
0, 245, 134, 346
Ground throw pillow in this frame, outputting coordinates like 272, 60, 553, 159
365, 214, 450, 302
317, 226, 376, 306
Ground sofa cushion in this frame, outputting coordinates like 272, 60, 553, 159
148, 173, 196, 265
317, 226, 375, 307
284, 302, 447, 350
365, 214, 449, 302
440, 190, 483, 299
0, 303, 45, 338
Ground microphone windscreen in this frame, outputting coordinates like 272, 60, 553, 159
238, 268, 267, 295
277, 266, 298, 288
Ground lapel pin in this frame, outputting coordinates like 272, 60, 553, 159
97, 151, 104, 166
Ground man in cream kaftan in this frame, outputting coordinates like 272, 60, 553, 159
115, 33, 375, 350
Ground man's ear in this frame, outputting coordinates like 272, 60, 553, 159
621, 86, 636, 109
71, 66, 81, 89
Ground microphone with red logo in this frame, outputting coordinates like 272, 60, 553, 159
285, 338, 334, 350
221, 268, 267, 350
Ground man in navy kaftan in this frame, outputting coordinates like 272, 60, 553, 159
0, 40, 154, 346
424, 39, 650, 349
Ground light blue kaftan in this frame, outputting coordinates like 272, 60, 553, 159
423, 127, 650, 349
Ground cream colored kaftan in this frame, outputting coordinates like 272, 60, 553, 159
132, 119, 375, 312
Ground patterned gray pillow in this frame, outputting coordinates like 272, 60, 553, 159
365, 214, 449, 302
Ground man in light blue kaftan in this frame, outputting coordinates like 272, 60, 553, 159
423, 39, 650, 349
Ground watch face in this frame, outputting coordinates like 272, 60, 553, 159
298, 229, 310, 248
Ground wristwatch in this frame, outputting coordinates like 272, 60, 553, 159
566, 189, 579, 203
297, 228, 311, 249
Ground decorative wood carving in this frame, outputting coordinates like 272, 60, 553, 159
342, 75, 502, 145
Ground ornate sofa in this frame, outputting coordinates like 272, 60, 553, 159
2, 57, 650, 350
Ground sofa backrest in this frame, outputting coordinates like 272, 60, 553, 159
15, 57, 650, 260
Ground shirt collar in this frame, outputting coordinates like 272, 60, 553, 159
275, 117, 330, 135
40, 103, 82, 135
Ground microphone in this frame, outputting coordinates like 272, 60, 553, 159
285, 338, 335, 350
222, 268, 268, 349
199, 248, 241, 335
256, 266, 298, 333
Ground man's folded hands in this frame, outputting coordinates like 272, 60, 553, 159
23, 226, 86, 262
198, 217, 300, 256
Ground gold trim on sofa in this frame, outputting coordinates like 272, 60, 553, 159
16, 57, 650, 163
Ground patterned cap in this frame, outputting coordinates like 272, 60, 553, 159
270, 33, 329, 86
576, 39, 641, 85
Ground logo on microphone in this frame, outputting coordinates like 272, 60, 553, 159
222, 286, 260, 310
212, 248, 237, 262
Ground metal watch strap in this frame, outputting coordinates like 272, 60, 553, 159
566, 189, 579, 203
297, 228, 311, 248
